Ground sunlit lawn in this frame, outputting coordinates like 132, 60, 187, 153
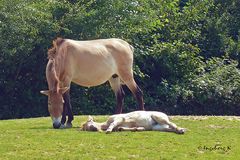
0, 115, 239, 160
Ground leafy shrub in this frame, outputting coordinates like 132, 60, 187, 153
189, 58, 240, 115
1, 0, 240, 119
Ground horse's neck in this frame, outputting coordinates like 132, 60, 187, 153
46, 59, 60, 91
51, 55, 67, 82
51, 58, 61, 75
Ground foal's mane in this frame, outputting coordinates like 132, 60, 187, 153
48, 37, 65, 59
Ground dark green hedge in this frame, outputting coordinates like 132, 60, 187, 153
1, 0, 240, 119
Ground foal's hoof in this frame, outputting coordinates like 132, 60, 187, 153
66, 123, 72, 128
118, 127, 124, 132
177, 128, 186, 134
106, 130, 112, 134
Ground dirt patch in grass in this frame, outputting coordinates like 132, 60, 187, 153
207, 124, 227, 129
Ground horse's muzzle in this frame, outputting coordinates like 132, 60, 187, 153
53, 122, 61, 129
52, 116, 62, 129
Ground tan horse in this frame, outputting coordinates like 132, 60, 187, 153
40, 38, 144, 129
82, 111, 185, 134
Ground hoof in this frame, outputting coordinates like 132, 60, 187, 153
59, 124, 65, 129
66, 123, 72, 128
118, 127, 124, 132
177, 128, 185, 134
106, 130, 112, 134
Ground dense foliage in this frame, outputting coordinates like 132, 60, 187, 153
0, 0, 240, 119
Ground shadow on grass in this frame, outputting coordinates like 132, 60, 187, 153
29, 126, 80, 130
29, 126, 52, 130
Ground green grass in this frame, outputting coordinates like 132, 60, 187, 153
0, 115, 239, 160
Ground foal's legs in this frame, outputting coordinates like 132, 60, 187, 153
106, 117, 124, 134
109, 75, 125, 114
151, 115, 185, 134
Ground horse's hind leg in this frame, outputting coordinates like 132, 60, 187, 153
134, 84, 144, 110
151, 115, 185, 134
109, 75, 125, 114
119, 70, 144, 110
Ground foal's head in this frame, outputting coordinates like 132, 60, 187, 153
40, 87, 69, 129
82, 116, 100, 132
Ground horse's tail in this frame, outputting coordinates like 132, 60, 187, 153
47, 37, 65, 59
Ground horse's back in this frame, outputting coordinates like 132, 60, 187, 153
59, 38, 133, 87
65, 38, 131, 52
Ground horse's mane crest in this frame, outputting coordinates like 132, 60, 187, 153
48, 37, 65, 59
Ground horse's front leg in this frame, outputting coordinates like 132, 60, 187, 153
60, 101, 67, 129
63, 90, 74, 128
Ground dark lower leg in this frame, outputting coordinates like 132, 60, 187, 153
135, 86, 145, 110
67, 105, 74, 124
63, 90, 74, 124
61, 103, 67, 125
115, 86, 125, 114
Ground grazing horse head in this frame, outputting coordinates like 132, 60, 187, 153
41, 87, 69, 129
41, 38, 69, 128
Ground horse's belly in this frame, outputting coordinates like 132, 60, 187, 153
135, 118, 155, 130
72, 69, 115, 87
71, 57, 117, 87
72, 76, 109, 87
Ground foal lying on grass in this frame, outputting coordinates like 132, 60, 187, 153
82, 111, 185, 134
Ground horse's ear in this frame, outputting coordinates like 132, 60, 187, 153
40, 90, 50, 96
59, 87, 69, 94
88, 116, 94, 121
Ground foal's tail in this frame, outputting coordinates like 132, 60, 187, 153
47, 37, 65, 59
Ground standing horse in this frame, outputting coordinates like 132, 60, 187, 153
40, 38, 144, 129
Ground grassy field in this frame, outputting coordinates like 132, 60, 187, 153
0, 115, 239, 160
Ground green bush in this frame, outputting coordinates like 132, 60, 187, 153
0, 0, 61, 119
190, 58, 240, 114
1, 0, 240, 119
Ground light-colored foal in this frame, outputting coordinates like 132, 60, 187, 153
82, 111, 185, 134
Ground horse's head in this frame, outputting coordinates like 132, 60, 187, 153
82, 116, 100, 131
40, 87, 69, 129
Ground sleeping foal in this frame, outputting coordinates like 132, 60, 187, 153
82, 111, 185, 134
